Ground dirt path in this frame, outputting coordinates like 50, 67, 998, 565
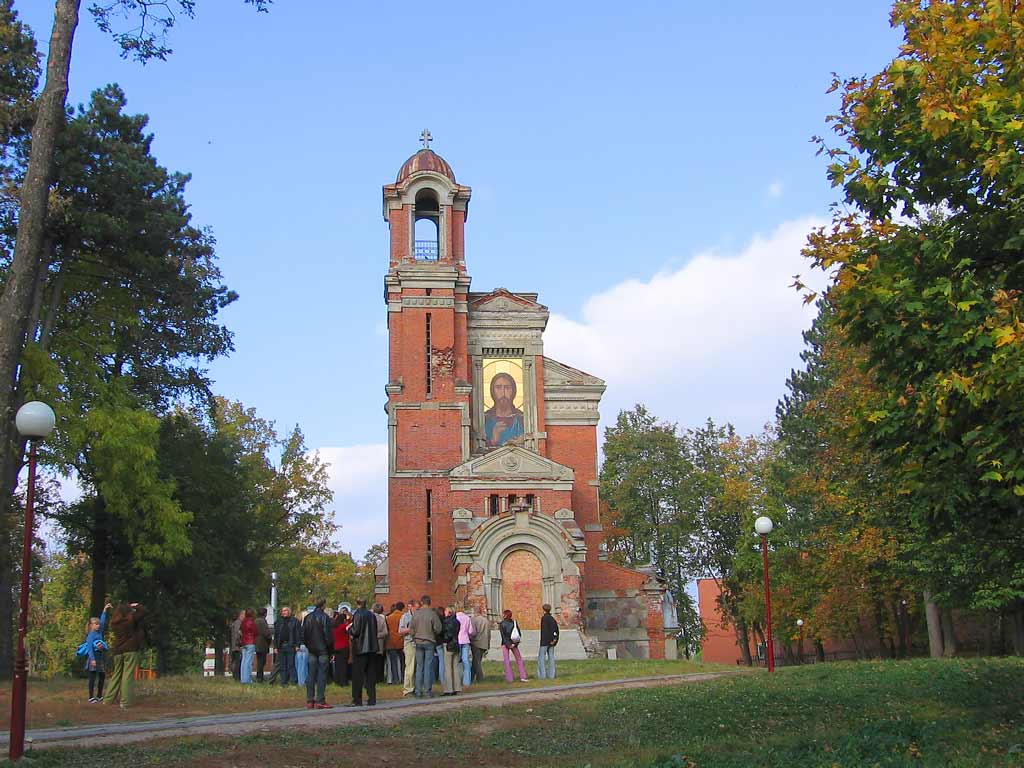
11, 671, 740, 751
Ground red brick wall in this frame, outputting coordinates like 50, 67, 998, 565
394, 409, 463, 471
386, 479, 459, 607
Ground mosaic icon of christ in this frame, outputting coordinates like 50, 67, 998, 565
484, 372, 525, 447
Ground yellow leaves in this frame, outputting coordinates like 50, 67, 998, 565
867, 410, 889, 424
993, 325, 1021, 347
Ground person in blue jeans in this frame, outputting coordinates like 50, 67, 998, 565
301, 598, 334, 708
82, 602, 111, 702
538, 603, 559, 679
409, 596, 442, 698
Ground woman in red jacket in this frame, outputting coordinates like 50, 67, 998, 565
240, 609, 257, 684
332, 610, 351, 686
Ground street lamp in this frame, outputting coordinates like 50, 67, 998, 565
754, 515, 775, 673
9, 401, 55, 762
796, 618, 805, 664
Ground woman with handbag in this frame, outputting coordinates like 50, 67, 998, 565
498, 609, 527, 683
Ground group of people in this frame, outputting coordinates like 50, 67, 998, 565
77, 602, 149, 708
232, 597, 561, 709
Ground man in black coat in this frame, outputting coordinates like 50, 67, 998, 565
301, 598, 334, 708
272, 606, 301, 686
539, 603, 560, 679
347, 597, 379, 706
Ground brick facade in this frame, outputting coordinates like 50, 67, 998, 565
375, 144, 665, 657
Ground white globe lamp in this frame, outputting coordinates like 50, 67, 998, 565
754, 516, 774, 536
15, 401, 55, 439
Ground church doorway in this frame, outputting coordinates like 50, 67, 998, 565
501, 549, 543, 629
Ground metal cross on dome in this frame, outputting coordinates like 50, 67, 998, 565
420, 129, 433, 149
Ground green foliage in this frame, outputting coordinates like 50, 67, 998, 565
26, 553, 91, 678
800, 0, 1024, 613
600, 405, 698, 635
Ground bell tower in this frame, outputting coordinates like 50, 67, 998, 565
382, 132, 472, 598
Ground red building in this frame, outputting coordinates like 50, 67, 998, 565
374, 137, 670, 658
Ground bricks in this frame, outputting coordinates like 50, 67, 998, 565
377, 151, 665, 656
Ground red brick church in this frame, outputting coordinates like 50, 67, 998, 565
374, 135, 672, 659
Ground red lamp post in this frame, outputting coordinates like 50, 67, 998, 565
9, 401, 55, 762
754, 516, 775, 673
797, 618, 805, 664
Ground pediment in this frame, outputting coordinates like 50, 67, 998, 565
470, 288, 547, 313
543, 357, 605, 388
450, 445, 574, 482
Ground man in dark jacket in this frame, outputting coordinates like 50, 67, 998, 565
273, 606, 301, 686
255, 607, 273, 683
300, 598, 333, 708
104, 603, 147, 708
347, 598, 379, 706
538, 603, 560, 679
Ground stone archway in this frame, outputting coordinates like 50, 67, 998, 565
453, 509, 586, 626
500, 549, 544, 629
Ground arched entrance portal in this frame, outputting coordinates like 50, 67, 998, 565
500, 549, 543, 629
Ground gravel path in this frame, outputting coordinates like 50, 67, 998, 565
7, 671, 741, 751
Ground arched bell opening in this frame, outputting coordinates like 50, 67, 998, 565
413, 188, 440, 260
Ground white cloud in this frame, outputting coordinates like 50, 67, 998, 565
545, 217, 828, 436
315, 444, 388, 559
767, 179, 784, 198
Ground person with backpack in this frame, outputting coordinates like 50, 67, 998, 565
538, 603, 560, 679
300, 598, 334, 709
440, 606, 462, 696
104, 602, 147, 709
499, 609, 527, 682
80, 602, 112, 702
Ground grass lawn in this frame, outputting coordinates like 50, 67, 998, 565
0, 657, 717, 731
17, 657, 1024, 768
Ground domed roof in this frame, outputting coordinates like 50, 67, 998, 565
396, 149, 456, 184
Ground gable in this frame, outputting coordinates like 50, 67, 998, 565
449, 445, 574, 485
470, 288, 547, 312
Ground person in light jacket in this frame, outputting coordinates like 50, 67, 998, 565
469, 608, 491, 683
498, 609, 527, 682
538, 603, 560, 679
456, 607, 475, 688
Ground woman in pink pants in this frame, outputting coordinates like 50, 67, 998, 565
498, 609, 527, 682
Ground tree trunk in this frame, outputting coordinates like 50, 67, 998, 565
814, 638, 825, 662
873, 600, 888, 659
89, 497, 110, 617
1009, 601, 1024, 656
735, 617, 752, 666
940, 607, 957, 658
892, 601, 907, 659
924, 590, 944, 659
0, 0, 81, 683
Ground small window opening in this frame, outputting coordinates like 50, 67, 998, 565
425, 313, 432, 397
426, 489, 433, 582
489, 494, 500, 516
414, 189, 439, 260
525, 494, 535, 510
508, 494, 518, 508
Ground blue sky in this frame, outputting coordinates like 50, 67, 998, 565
22, 0, 901, 557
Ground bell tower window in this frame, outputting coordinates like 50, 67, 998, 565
414, 189, 439, 261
